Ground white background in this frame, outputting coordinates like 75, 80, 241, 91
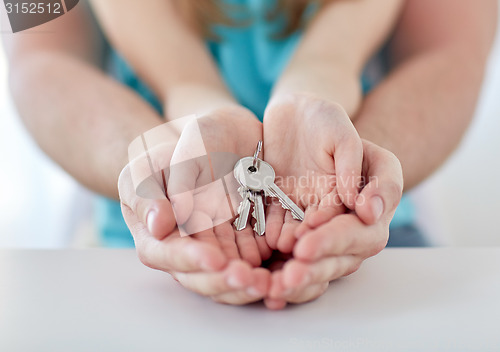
0, 6, 499, 248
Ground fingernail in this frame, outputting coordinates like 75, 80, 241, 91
146, 210, 158, 234
371, 196, 384, 222
246, 287, 262, 297
227, 275, 244, 289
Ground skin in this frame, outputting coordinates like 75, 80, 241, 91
4, 0, 497, 308
87, 0, 405, 306
262, 0, 497, 308
2, 3, 161, 198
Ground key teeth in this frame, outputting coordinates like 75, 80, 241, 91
253, 223, 264, 236
233, 217, 241, 230
279, 199, 291, 211
251, 208, 259, 234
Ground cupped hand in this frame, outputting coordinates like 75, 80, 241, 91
118, 106, 272, 305
262, 93, 364, 254
264, 140, 404, 309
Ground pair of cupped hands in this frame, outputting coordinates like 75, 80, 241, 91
118, 93, 403, 310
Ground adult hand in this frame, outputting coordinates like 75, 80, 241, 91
264, 140, 403, 309
118, 106, 272, 305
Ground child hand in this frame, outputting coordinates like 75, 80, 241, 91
262, 93, 364, 254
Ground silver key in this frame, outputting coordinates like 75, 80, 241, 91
250, 191, 266, 236
234, 157, 305, 221
234, 189, 252, 231
233, 141, 267, 236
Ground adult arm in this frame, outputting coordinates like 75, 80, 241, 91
354, 0, 498, 190
270, 0, 405, 116
3, 4, 163, 199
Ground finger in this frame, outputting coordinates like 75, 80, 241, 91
295, 204, 319, 238
235, 226, 263, 267
255, 235, 273, 262
123, 204, 227, 272
264, 298, 287, 310
333, 123, 363, 210
119, 165, 176, 240
213, 222, 241, 261
190, 224, 221, 248
173, 260, 254, 297
211, 267, 271, 305
182, 209, 215, 237
282, 256, 361, 290
294, 213, 387, 261
127, 130, 176, 201
277, 211, 300, 254
270, 264, 331, 304
355, 140, 404, 225
296, 193, 345, 238
167, 158, 198, 226
264, 200, 285, 250
315, 190, 345, 224
268, 270, 288, 299
285, 282, 329, 304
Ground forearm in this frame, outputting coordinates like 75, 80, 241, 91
354, 0, 497, 191
9, 53, 163, 199
90, 0, 236, 119
271, 60, 361, 117
270, 0, 403, 116
354, 45, 488, 190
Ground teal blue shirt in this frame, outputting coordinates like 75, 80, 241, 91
98, 0, 414, 247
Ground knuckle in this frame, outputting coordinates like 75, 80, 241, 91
117, 165, 132, 201
130, 196, 142, 216
386, 181, 403, 211
384, 150, 404, 184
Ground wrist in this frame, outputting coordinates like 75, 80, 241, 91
193, 105, 262, 156
272, 61, 362, 116
265, 91, 351, 126
164, 83, 239, 120
202, 105, 260, 137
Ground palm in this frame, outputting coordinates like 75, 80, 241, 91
265, 126, 340, 210
166, 108, 272, 266
262, 94, 362, 251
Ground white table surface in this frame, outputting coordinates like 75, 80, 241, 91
0, 248, 499, 352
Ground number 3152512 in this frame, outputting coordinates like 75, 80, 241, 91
5, 2, 62, 14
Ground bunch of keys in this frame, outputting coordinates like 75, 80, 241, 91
233, 141, 305, 236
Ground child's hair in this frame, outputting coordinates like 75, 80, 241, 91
176, 0, 332, 40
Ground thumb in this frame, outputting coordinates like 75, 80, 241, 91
118, 165, 176, 241
334, 132, 363, 210
167, 156, 199, 226
355, 141, 403, 225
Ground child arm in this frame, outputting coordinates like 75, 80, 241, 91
272, 0, 404, 115
89, 0, 237, 119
